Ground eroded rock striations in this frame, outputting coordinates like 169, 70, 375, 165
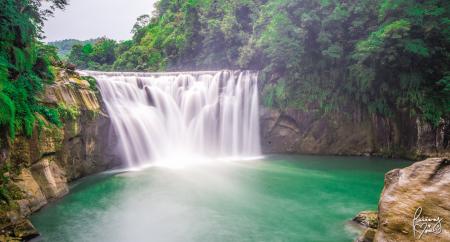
260, 108, 450, 159
354, 157, 450, 242
0, 69, 119, 241
375, 157, 450, 241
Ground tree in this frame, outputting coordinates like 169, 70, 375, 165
0, 0, 68, 138
91, 39, 117, 65
68, 38, 118, 70
63, 0, 450, 126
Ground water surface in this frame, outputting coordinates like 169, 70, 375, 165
31, 155, 411, 242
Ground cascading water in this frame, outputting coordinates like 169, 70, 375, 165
83, 70, 261, 168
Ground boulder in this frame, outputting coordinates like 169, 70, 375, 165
353, 211, 378, 229
375, 157, 450, 241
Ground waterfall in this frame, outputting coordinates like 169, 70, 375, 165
83, 70, 261, 167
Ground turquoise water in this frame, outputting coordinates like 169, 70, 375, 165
31, 155, 411, 242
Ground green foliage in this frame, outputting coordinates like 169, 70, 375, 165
81, 76, 98, 92
38, 106, 62, 127
263, 81, 288, 109
65, 0, 450, 125
57, 103, 80, 121
351, 0, 450, 123
0, 163, 11, 203
68, 38, 120, 70
0, 93, 15, 136
0, 0, 67, 139
82, 44, 93, 55
48, 38, 100, 58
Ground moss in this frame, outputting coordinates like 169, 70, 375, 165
13, 219, 39, 240
0, 164, 22, 215
353, 210, 378, 229
42, 124, 64, 152
37, 106, 62, 128
0, 164, 14, 204
36, 116, 46, 137
377, 145, 424, 160
0, 201, 12, 227
80, 75, 98, 92
5, 184, 23, 201
0, 92, 16, 139
0, 187, 11, 205
86, 109, 100, 120
57, 102, 80, 121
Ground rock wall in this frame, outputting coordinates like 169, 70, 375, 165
0, 69, 120, 241
260, 108, 450, 159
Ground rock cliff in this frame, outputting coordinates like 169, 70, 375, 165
0, 69, 119, 241
260, 108, 450, 159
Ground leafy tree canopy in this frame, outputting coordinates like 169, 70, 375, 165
66, 0, 450, 125
0, 0, 68, 138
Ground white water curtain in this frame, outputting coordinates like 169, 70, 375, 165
85, 70, 261, 167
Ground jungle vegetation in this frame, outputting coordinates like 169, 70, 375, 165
48, 38, 101, 58
1, 0, 449, 141
66, 0, 450, 126
0, 0, 68, 139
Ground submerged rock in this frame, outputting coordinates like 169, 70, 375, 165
356, 228, 376, 242
353, 211, 378, 229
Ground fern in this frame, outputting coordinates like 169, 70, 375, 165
0, 92, 15, 138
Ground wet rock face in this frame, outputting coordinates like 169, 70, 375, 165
11, 219, 39, 240
259, 109, 301, 153
0, 69, 121, 240
0, 219, 39, 241
260, 108, 450, 159
13, 169, 47, 216
30, 158, 69, 200
260, 108, 376, 156
375, 157, 450, 242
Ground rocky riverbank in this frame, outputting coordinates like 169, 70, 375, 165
0, 69, 120, 241
260, 108, 450, 159
0, 71, 448, 241
353, 157, 450, 242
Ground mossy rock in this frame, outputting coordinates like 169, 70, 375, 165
38, 123, 64, 154
0, 234, 21, 242
5, 184, 23, 201
12, 219, 39, 240
353, 210, 378, 229
8, 137, 32, 167
0, 200, 13, 226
